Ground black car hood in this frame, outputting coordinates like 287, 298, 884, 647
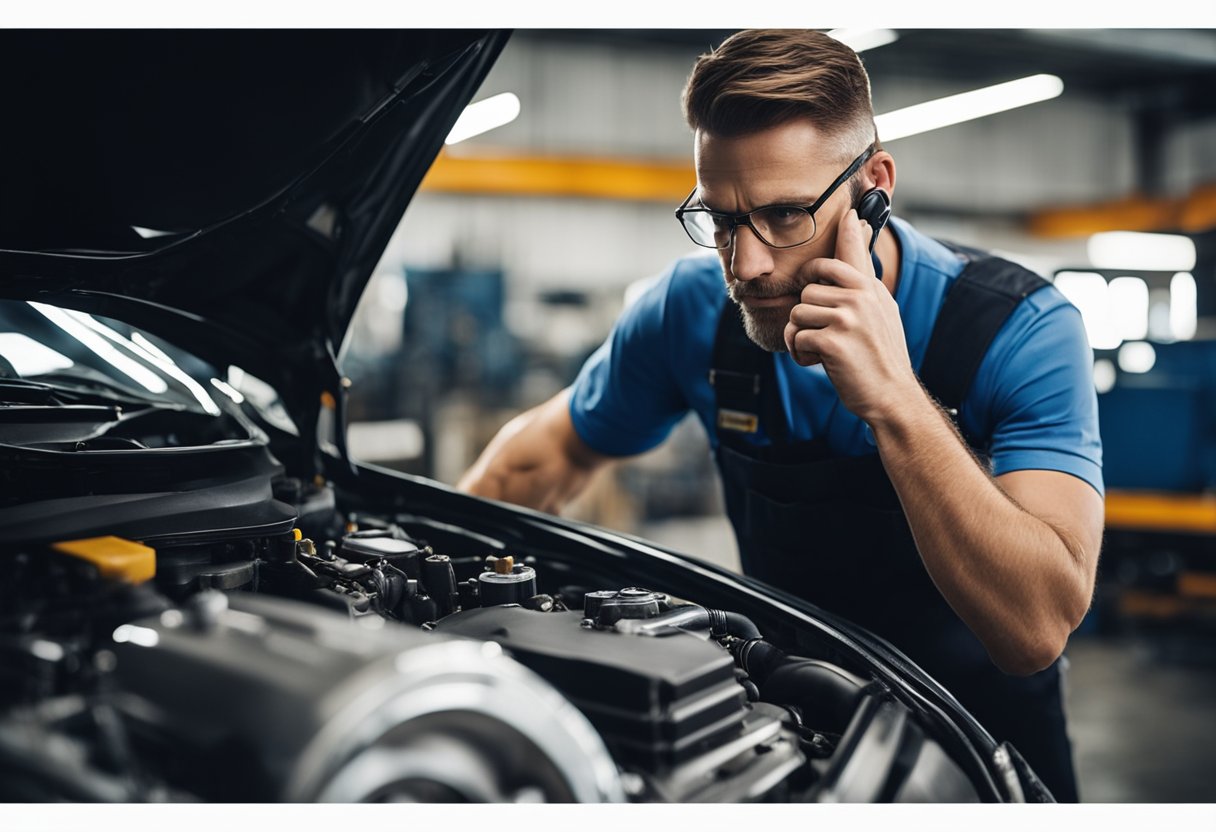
0, 29, 509, 462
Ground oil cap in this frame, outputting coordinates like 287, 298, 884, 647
478, 556, 538, 607
584, 588, 667, 628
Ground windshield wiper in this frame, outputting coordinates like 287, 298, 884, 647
0, 376, 160, 409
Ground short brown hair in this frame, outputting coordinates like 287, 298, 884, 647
682, 29, 878, 161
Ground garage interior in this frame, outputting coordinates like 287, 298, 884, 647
332, 29, 1216, 803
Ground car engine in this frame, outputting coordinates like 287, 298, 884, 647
0, 350, 989, 803
0, 472, 982, 803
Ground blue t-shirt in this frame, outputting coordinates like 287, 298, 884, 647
569, 216, 1104, 497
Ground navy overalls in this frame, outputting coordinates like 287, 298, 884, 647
709, 248, 1079, 801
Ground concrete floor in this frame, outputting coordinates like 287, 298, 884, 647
639, 516, 1216, 803
1066, 635, 1216, 803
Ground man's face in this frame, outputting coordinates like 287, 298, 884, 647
694, 119, 859, 353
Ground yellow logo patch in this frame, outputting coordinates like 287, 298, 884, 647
717, 408, 759, 434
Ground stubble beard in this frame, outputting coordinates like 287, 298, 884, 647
729, 280, 801, 353
738, 304, 792, 353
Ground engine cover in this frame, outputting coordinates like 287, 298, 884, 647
433, 604, 805, 801
107, 591, 624, 802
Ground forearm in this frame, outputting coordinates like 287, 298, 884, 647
457, 391, 607, 514
868, 384, 1092, 675
459, 436, 596, 514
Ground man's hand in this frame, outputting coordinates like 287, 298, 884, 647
783, 208, 917, 424
787, 211, 1105, 675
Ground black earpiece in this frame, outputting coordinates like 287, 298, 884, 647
856, 188, 891, 254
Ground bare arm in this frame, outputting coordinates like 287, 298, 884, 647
457, 388, 615, 514
785, 209, 1102, 675
870, 389, 1103, 675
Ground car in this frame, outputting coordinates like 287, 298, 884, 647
0, 29, 1050, 803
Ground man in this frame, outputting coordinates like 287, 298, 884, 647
459, 29, 1103, 801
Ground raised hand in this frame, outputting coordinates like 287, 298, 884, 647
783, 208, 917, 423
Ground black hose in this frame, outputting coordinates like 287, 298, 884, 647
732, 637, 785, 683
707, 608, 762, 641
733, 639, 868, 734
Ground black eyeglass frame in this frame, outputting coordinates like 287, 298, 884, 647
675, 144, 876, 250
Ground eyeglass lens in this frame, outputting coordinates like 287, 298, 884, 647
682, 206, 818, 250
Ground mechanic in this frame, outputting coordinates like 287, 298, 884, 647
459, 29, 1103, 801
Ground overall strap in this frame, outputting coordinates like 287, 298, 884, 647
709, 300, 789, 446
710, 247, 1048, 446
919, 243, 1050, 415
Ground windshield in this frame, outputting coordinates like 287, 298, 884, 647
0, 299, 228, 413
0, 299, 296, 437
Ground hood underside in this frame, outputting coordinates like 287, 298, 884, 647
0, 30, 509, 426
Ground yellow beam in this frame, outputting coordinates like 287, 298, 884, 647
1119, 590, 1216, 619
419, 148, 1216, 235
1028, 183, 1216, 238
1180, 183, 1216, 231
420, 148, 695, 202
1105, 490, 1216, 535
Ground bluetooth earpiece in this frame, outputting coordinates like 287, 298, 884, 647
855, 188, 891, 254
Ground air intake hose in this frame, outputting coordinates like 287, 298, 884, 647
732, 639, 867, 734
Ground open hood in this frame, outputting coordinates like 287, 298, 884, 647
0, 29, 509, 462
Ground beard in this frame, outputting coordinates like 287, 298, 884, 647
739, 304, 793, 352
729, 279, 801, 353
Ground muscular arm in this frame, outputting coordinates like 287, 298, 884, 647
786, 209, 1102, 675
457, 389, 615, 514
870, 389, 1103, 675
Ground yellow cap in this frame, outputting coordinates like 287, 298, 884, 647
292, 528, 303, 541
52, 536, 156, 584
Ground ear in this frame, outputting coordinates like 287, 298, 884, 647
863, 150, 896, 197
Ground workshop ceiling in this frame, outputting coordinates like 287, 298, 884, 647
532, 29, 1216, 121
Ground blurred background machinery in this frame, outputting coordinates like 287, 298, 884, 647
338, 29, 1216, 802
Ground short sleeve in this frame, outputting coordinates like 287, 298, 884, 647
967, 287, 1104, 496
568, 262, 691, 457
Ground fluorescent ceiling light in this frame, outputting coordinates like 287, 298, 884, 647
1087, 231, 1197, 271
1092, 359, 1116, 394
1117, 341, 1157, 374
1053, 271, 1122, 351
1108, 277, 1149, 342
1171, 273, 1198, 341
445, 92, 520, 146
827, 28, 899, 53
875, 74, 1064, 142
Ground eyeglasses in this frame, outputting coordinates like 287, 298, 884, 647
675, 145, 875, 250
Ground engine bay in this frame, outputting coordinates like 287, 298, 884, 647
0, 471, 983, 803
